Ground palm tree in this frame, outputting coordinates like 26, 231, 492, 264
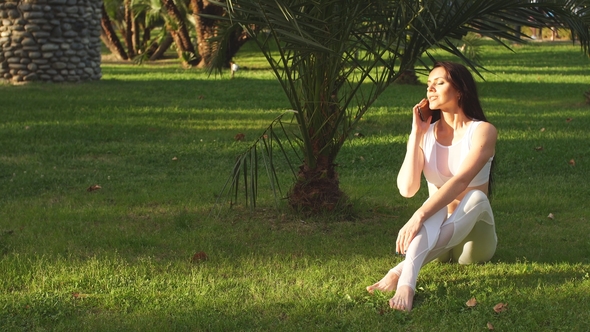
191, 0, 251, 68
210, 0, 589, 215
132, 0, 176, 61
191, 0, 224, 68
100, 0, 251, 66
162, 0, 197, 55
101, 0, 198, 65
101, 3, 129, 60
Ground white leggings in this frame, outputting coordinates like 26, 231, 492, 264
391, 190, 497, 291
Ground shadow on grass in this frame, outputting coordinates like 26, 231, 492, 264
2, 42, 590, 331
1, 76, 588, 264
1, 262, 587, 331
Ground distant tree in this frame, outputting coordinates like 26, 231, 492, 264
101, 3, 129, 60
133, 0, 174, 61
100, 0, 249, 67
191, 0, 250, 68
161, 0, 198, 66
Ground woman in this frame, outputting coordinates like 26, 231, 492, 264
367, 61, 498, 312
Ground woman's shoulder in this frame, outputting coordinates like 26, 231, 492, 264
471, 121, 497, 146
473, 121, 497, 136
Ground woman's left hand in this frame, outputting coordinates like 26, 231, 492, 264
396, 215, 423, 255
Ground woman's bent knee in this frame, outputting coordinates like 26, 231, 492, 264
462, 190, 489, 212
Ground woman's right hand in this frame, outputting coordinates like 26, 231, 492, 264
411, 98, 432, 134
396, 214, 423, 255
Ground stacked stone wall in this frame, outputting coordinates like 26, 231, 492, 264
0, 0, 101, 83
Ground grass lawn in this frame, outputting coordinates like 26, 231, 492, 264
1, 41, 589, 331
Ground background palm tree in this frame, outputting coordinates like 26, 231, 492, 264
210, 0, 589, 215
101, 0, 197, 65
101, 3, 129, 60
100, 0, 250, 66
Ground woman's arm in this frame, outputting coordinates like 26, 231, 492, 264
397, 99, 432, 197
396, 122, 497, 254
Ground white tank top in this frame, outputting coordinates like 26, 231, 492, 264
422, 121, 493, 188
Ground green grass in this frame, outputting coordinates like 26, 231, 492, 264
1, 41, 589, 331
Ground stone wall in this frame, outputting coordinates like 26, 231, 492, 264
0, 0, 102, 83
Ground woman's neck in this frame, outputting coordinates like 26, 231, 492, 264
438, 108, 471, 132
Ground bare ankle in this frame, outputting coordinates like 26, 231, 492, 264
389, 285, 415, 312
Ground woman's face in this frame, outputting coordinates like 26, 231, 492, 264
426, 67, 461, 111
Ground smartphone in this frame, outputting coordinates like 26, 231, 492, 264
417, 100, 432, 122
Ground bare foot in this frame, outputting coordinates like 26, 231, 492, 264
366, 269, 400, 294
389, 285, 415, 312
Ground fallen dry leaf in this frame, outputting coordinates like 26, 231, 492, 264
234, 133, 245, 141
172, 157, 178, 161
191, 251, 208, 262
72, 292, 89, 299
87, 184, 102, 192
566, 117, 573, 123
487, 322, 494, 330
466, 297, 478, 307
493, 302, 507, 313
548, 213, 555, 220
540, 127, 546, 132
198, 95, 205, 99
568, 159, 576, 166
534, 146, 543, 151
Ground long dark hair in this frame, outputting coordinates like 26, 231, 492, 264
431, 61, 495, 198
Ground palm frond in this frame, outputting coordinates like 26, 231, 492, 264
212, 111, 301, 214
208, 0, 590, 210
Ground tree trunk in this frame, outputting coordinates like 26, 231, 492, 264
394, 54, 421, 85
132, 15, 141, 54
168, 29, 191, 67
100, 4, 128, 60
143, 27, 151, 50
191, 0, 250, 68
124, 0, 135, 58
191, 0, 222, 68
223, 29, 250, 67
149, 33, 174, 61
288, 156, 346, 215
162, 0, 196, 55
288, 94, 348, 215
395, 68, 420, 85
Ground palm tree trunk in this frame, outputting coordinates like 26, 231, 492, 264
395, 67, 420, 85
124, 0, 135, 58
162, 0, 196, 55
169, 29, 189, 66
191, 0, 222, 68
142, 26, 151, 49
191, 0, 250, 68
149, 33, 174, 61
132, 16, 141, 54
288, 69, 348, 214
289, 155, 346, 215
224, 29, 250, 67
100, 4, 128, 60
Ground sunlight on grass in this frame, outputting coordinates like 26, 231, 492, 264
1, 42, 589, 331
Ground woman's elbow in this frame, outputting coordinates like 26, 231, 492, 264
398, 186, 417, 198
